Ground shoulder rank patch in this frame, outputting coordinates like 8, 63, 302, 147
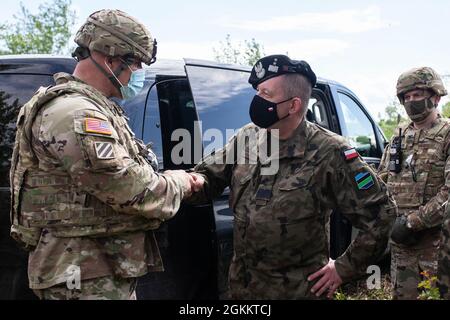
94, 142, 115, 159
85, 118, 112, 136
355, 171, 374, 190
344, 148, 359, 161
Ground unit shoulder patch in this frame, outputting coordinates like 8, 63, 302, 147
355, 171, 375, 190
94, 142, 115, 159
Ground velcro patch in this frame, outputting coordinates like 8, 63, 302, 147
94, 142, 115, 159
85, 118, 112, 136
344, 148, 359, 161
355, 171, 374, 190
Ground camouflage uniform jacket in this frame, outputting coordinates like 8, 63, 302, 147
438, 202, 450, 299
192, 120, 396, 299
10, 73, 190, 289
378, 116, 450, 248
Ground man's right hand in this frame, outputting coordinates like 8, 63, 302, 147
164, 170, 205, 197
390, 215, 420, 246
188, 173, 205, 193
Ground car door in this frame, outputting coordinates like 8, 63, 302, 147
331, 85, 387, 167
127, 63, 220, 300
0, 59, 76, 299
329, 83, 389, 256
184, 59, 254, 298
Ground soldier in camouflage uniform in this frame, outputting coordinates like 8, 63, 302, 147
378, 67, 449, 300
9, 9, 200, 300
438, 202, 450, 299
188, 55, 396, 299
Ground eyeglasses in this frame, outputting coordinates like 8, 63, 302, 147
121, 57, 142, 71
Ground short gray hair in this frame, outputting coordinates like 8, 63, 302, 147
282, 74, 312, 117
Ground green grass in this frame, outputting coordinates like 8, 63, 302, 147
334, 274, 392, 300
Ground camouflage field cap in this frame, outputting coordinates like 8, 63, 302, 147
74, 9, 157, 65
396, 67, 447, 102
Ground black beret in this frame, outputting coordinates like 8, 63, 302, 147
248, 54, 317, 89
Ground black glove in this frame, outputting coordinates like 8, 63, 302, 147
390, 216, 420, 246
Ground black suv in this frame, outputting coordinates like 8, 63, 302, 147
0, 55, 388, 300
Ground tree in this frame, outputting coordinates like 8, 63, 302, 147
243, 38, 265, 66
0, 91, 20, 185
377, 100, 408, 140
0, 0, 77, 55
213, 34, 265, 66
441, 102, 450, 118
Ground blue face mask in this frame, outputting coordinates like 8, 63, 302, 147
120, 68, 145, 100
105, 59, 146, 100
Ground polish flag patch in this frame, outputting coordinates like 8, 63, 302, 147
344, 148, 359, 161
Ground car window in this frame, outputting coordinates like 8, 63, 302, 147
0, 74, 54, 188
307, 92, 330, 129
185, 65, 253, 154
156, 77, 199, 169
142, 85, 164, 167
337, 91, 378, 157
121, 79, 165, 169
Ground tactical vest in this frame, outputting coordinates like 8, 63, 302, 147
10, 74, 160, 249
387, 118, 450, 214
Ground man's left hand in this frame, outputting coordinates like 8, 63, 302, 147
308, 259, 343, 299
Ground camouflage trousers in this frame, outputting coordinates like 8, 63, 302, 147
438, 214, 450, 299
391, 244, 438, 300
33, 276, 137, 300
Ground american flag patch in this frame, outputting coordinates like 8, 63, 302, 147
94, 142, 115, 159
84, 118, 112, 136
344, 148, 359, 161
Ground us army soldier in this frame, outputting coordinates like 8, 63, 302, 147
9, 9, 202, 300
188, 55, 396, 299
378, 67, 450, 300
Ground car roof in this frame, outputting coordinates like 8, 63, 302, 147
183, 58, 336, 87
0, 54, 346, 89
0, 54, 77, 75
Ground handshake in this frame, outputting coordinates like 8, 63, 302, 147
164, 170, 205, 198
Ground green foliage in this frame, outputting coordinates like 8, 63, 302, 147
243, 38, 265, 66
356, 136, 371, 145
333, 274, 392, 300
0, 91, 20, 174
441, 102, 450, 118
213, 34, 265, 66
417, 271, 442, 300
377, 100, 408, 140
0, 0, 77, 55
334, 289, 347, 300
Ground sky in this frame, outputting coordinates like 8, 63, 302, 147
1, 0, 449, 120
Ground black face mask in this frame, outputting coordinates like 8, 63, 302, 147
249, 95, 293, 128
403, 97, 436, 122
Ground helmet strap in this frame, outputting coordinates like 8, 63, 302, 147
89, 56, 126, 93
72, 46, 91, 62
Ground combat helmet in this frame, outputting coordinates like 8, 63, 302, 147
396, 67, 447, 103
73, 9, 157, 65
